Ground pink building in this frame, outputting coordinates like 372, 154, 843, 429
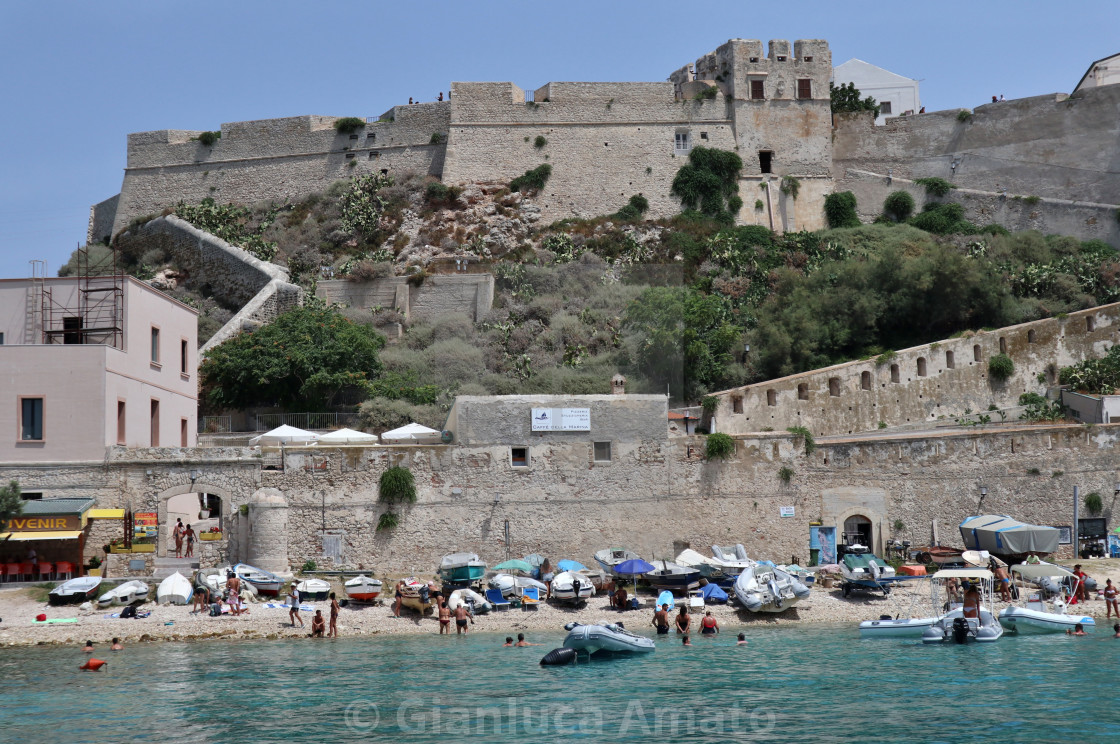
0, 274, 198, 461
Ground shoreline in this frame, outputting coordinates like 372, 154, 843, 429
5, 565, 1120, 648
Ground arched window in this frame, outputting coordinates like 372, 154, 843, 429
999, 337, 1007, 354
1087, 316, 1096, 332
1027, 329, 1036, 344
973, 344, 981, 362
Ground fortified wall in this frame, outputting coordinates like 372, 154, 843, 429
315, 273, 494, 323
709, 302, 1120, 437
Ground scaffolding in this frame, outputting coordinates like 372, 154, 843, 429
41, 246, 124, 349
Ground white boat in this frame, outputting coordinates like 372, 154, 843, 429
676, 549, 734, 584
645, 560, 701, 593
488, 573, 547, 599
49, 576, 102, 605
156, 572, 194, 605
97, 580, 151, 608
196, 567, 258, 598
551, 570, 595, 603
859, 616, 938, 638
447, 587, 492, 614
998, 563, 1095, 634
562, 621, 656, 656
234, 563, 284, 597
921, 569, 1004, 644
733, 562, 810, 613
296, 578, 331, 601
710, 545, 754, 575
438, 553, 487, 584
344, 575, 383, 602
593, 548, 640, 576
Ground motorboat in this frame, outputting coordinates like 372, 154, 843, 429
733, 562, 810, 613
438, 553, 487, 585
840, 545, 897, 596
234, 563, 284, 597
593, 548, 641, 576
859, 616, 939, 638
156, 572, 194, 605
710, 544, 754, 574
921, 569, 1004, 644
96, 580, 150, 608
998, 563, 1095, 634
398, 577, 434, 614
645, 560, 701, 593
49, 576, 102, 605
577, 568, 608, 591
676, 549, 736, 585
551, 570, 595, 604
344, 575, 383, 602
562, 621, 656, 656
296, 578, 331, 601
447, 587, 492, 615
488, 573, 548, 598
959, 514, 1060, 562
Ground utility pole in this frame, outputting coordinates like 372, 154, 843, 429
1073, 485, 1079, 561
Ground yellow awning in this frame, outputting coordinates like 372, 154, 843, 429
0, 530, 85, 541
88, 509, 125, 519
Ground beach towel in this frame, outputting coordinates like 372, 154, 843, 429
264, 602, 316, 612
33, 618, 79, 624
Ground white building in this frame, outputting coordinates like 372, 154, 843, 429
832, 58, 920, 125
1074, 53, 1120, 95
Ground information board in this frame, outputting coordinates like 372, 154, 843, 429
531, 408, 591, 432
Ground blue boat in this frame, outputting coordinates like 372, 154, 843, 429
438, 552, 487, 584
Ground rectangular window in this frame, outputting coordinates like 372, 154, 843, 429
0, 332, 5, 344
700, 131, 708, 140
511, 447, 529, 468
750, 80, 765, 100
880, 101, 892, 115
181, 418, 189, 447
180, 339, 189, 375
117, 401, 126, 445
150, 326, 161, 365
674, 131, 690, 152
732, 397, 744, 414
759, 151, 773, 174
63, 316, 83, 345
593, 441, 612, 463
20, 397, 44, 441
797, 79, 812, 99
150, 399, 160, 447
21, 492, 43, 500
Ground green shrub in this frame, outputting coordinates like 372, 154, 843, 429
979, 223, 1010, 236
778, 466, 794, 483
1024, 195, 1041, 205
334, 117, 366, 134
1018, 392, 1063, 422
628, 194, 649, 214
988, 353, 1014, 381
701, 396, 719, 417
823, 191, 860, 228
379, 466, 416, 504
786, 425, 816, 455
914, 177, 954, 197
1059, 345, 1120, 394
957, 110, 973, 123
300, 560, 317, 573
424, 181, 462, 207
705, 432, 734, 460
198, 131, 221, 146
615, 204, 641, 221
533, 135, 547, 149
883, 191, 915, 222
429, 132, 445, 144
693, 86, 719, 101
377, 511, 400, 531
1084, 491, 1103, 515
671, 146, 743, 224
510, 164, 552, 193
909, 202, 977, 234
754, 199, 764, 210
780, 176, 800, 200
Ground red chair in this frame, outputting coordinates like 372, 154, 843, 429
36, 562, 53, 581
55, 561, 74, 581
18, 562, 34, 581
2, 563, 19, 582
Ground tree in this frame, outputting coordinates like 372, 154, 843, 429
671, 147, 744, 225
0, 480, 23, 533
200, 306, 385, 412
830, 82, 880, 118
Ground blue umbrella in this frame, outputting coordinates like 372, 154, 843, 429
557, 559, 587, 572
614, 559, 655, 575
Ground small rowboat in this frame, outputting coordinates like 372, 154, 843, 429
96, 580, 151, 608
296, 578, 331, 601
49, 576, 102, 606
157, 572, 194, 605
344, 575, 382, 602
234, 563, 283, 597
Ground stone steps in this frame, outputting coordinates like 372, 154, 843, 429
151, 557, 199, 580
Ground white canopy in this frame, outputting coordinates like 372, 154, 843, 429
932, 568, 994, 580
1010, 562, 1075, 579
317, 427, 378, 444
380, 422, 441, 443
248, 425, 320, 446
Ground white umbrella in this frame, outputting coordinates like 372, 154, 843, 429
317, 427, 378, 444
248, 425, 319, 446
380, 422, 441, 443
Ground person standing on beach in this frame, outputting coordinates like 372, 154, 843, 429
452, 603, 473, 635
328, 592, 340, 637
675, 606, 691, 635
990, 560, 1012, 602
193, 585, 210, 614
289, 582, 304, 628
227, 572, 242, 616
184, 525, 196, 558
652, 604, 670, 635
393, 580, 404, 618
173, 519, 185, 558
438, 602, 451, 634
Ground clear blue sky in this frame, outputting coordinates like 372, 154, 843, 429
0, 0, 1116, 279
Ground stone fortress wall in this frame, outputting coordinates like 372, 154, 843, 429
710, 302, 1120, 438
316, 273, 495, 323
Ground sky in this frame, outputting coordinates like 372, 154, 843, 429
0, 0, 1117, 279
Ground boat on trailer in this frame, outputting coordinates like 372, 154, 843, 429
551, 571, 595, 603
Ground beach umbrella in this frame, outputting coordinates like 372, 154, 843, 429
317, 427, 378, 444
557, 559, 588, 572
248, 425, 319, 446
493, 559, 533, 574
614, 558, 655, 595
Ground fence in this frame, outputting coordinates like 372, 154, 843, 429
198, 416, 233, 434
251, 412, 360, 432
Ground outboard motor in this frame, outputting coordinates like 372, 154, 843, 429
540, 647, 578, 666
951, 617, 971, 644
419, 585, 430, 603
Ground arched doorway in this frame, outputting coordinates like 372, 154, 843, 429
156, 483, 233, 558
842, 515, 873, 549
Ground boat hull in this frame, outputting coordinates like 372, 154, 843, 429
344, 576, 383, 602
921, 610, 1004, 644
859, 617, 937, 638
438, 565, 486, 584
563, 623, 656, 655
234, 564, 283, 597
49, 577, 102, 606
157, 573, 193, 605
998, 607, 1095, 634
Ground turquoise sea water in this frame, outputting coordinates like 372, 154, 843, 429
3, 625, 1119, 743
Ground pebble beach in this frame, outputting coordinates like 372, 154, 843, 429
4, 557, 1119, 648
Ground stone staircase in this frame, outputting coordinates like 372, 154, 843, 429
152, 557, 199, 580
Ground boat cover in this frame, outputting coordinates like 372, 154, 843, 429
959, 515, 1060, 555
700, 583, 728, 603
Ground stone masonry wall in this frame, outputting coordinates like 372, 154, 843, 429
710, 302, 1120, 437
316, 273, 495, 323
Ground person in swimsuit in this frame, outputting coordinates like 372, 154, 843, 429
962, 583, 980, 619
503, 636, 514, 647
393, 581, 404, 618
990, 560, 1011, 602
289, 582, 304, 628
1105, 579, 1119, 619
184, 525, 195, 558
173, 519, 184, 558
514, 633, 539, 647
310, 610, 325, 637
652, 604, 670, 635
675, 606, 691, 635
111, 637, 123, 651
438, 602, 452, 634
82, 640, 94, 653
700, 611, 719, 635
1112, 623, 1120, 638
453, 604, 473, 635
193, 585, 210, 614
226, 573, 241, 616
328, 592, 340, 637
736, 632, 748, 646
681, 635, 692, 646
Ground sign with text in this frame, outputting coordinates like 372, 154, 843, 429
134, 512, 157, 527
8, 514, 81, 532
779, 506, 795, 518
531, 408, 591, 432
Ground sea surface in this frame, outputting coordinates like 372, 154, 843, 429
3, 624, 1119, 743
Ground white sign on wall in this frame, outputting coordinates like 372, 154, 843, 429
779, 506, 795, 518
531, 408, 591, 432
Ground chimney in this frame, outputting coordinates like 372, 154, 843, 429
611, 373, 626, 395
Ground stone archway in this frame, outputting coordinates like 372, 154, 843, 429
821, 487, 887, 556
155, 483, 234, 558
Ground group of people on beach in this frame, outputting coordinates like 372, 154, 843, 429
286, 582, 340, 638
